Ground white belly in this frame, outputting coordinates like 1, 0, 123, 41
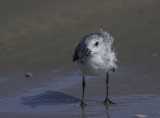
78, 54, 110, 76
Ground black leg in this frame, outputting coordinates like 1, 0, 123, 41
104, 73, 115, 104
80, 76, 87, 106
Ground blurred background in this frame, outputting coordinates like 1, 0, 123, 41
0, 1, 160, 117
0, 0, 159, 73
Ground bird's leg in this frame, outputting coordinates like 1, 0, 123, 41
104, 73, 116, 104
80, 76, 87, 107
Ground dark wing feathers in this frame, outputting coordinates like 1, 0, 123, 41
72, 37, 86, 62
72, 46, 79, 62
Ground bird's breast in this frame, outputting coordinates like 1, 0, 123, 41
78, 54, 110, 76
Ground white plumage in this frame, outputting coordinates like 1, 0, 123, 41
72, 29, 117, 106
73, 29, 117, 76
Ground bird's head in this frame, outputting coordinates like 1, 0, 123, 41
84, 35, 105, 55
76, 29, 114, 63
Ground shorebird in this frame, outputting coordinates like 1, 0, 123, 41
72, 29, 117, 106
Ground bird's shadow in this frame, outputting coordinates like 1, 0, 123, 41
21, 91, 81, 108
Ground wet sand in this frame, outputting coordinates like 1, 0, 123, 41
0, 65, 160, 118
0, 64, 160, 118
0, 0, 160, 118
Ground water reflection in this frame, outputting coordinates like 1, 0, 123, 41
105, 104, 110, 118
81, 105, 86, 118
81, 104, 110, 118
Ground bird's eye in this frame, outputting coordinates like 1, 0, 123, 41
95, 42, 98, 46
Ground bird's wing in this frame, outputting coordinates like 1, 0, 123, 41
72, 45, 79, 62
111, 46, 117, 58
72, 37, 86, 62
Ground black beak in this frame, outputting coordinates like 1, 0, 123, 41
85, 48, 92, 56
81, 48, 91, 63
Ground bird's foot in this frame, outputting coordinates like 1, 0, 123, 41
103, 97, 116, 105
80, 101, 87, 107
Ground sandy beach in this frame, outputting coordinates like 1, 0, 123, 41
0, 0, 160, 118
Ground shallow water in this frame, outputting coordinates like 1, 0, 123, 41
1, 92, 160, 118
0, 65, 160, 118
0, 0, 160, 118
